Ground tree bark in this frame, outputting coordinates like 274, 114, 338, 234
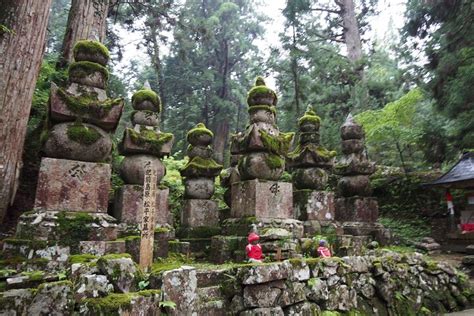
57, 0, 109, 68
338, 0, 363, 64
213, 119, 229, 164
0, 0, 52, 222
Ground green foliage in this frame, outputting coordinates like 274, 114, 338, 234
132, 89, 161, 112
67, 123, 102, 145
73, 40, 110, 59
159, 300, 177, 310
379, 217, 430, 245
162, 155, 187, 229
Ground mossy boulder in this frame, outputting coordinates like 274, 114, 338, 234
180, 156, 223, 178
247, 77, 278, 106
187, 123, 214, 146
131, 89, 161, 112
187, 144, 213, 159
68, 61, 109, 89
73, 40, 110, 66
43, 122, 112, 162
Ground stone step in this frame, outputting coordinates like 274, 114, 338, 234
2, 238, 70, 261
6, 273, 59, 290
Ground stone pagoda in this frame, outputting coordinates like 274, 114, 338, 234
334, 114, 390, 253
14, 40, 124, 254
211, 77, 302, 262
289, 106, 337, 236
178, 123, 223, 238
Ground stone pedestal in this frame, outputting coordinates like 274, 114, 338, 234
181, 200, 219, 227
294, 190, 335, 221
34, 158, 111, 213
231, 180, 293, 219
335, 197, 378, 223
113, 185, 170, 226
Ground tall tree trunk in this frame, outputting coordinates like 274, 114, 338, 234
338, 0, 363, 64
149, 24, 166, 129
0, 0, 52, 223
57, 0, 109, 68
213, 119, 229, 165
291, 25, 301, 117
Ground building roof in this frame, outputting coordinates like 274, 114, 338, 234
429, 152, 474, 189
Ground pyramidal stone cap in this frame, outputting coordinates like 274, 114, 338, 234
341, 113, 364, 140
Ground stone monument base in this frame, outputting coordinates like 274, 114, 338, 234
34, 157, 111, 213
341, 222, 392, 245
231, 180, 293, 219
113, 184, 171, 226
335, 197, 378, 223
181, 199, 219, 228
294, 190, 335, 221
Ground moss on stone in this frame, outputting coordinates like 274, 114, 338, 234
288, 143, 337, 161
21, 270, 45, 281
69, 61, 109, 81
3, 238, 48, 249
69, 254, 97, 264
73, 40, 110, 60
37, 280, 73, 291
177, 226, 221, 238
248, 104, 276, 115
99, 253, 132, 261
181, 156, 223, 176
137, 289, 161, 297
259, 129, 294, 156
186, 123, 214, 143
154, 227, 170, 233
56, 212, 98, 251
83, 292, 135, 315
265, 153, 285, 170
247, 77, 278, 106
298, 110, 321, 127
132, 89, 161, 112
67, 122, 102, 145
57, 87, 122, 118
127, 127, 173, 155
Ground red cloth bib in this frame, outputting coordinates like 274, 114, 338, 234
317, 246, 331, 258
246, 244, 263, 260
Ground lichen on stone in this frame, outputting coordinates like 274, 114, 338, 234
67, 122, 102, 145
288, 143, 337, 161
132, 89, 161, 112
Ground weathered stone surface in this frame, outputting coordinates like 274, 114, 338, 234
49, 83, 123, 131
249, 108, 276, 124
243, 280, 286, 307
239, 307, 284, 316
294, 190, 335, 222
335, 197, 378, 222
0, 289, 36, 315
184, 177, 215, 199
43, 122, 112, 162
336, 235, 371, 257
181, 199, 219, 227
131, 110, 160, 126
162, 266, 197, 315
210, 236, 247, 264
69, 65, 107, 89
97, 256, 139, 293
113, 185, 170, 226
188, 145, 213, 159
325, 284, 357, 311
292, 168, 329, 190
27, 281, 75, 315
119, 155, 165, 184
337, 175, 372, 197
340, 114, 364, 140
284, 260, 311, 282
79, 240, 125, 256
238, 152, 285, 181
120, 128, 173, 157
239, 262, 289, 285
231, 180, 293, 219
341, 139, 364, 154
74, 274, 114, 301
283, 301, 320, 316
78, 292, 162, 315
70, 262, 99, 283
34, 158, 111, 213
334, 153, 376, 175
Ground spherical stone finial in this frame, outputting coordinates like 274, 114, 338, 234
186, 123, 214, 146
73, 40, 110, 66
298, 105, 321, 131
255, 76, 266, 86
341, 113, 364, 140
247, 76, 277, 106
131, 89, 161, 112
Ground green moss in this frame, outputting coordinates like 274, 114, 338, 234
288, 143, 337, 160
321, 311, 340, 316
99, 253, 132, 261
0, 269, 16, 278
181, 156, 223, 176
177, 226, 221, 238
132, 89, 161, 112
21, 270, 45, 281
69, 61, 109, 81
298, 112, 321, 126
186, 123, 214, 143
248, 104, 276, 115
69, 254, 97, 264
67, 122, 102, 145
265, 153, 285, 170
38, 280, 73, 291
83, 292, 135, 315
73, 40, 110, 59
3, 238, 48, 249
247, 77, 278, 106
137, 289, 161, 297
127, 127, 173, 155
57, 87, 122, 118
154, 227, 170, 233
258, 129, 294, 156
56, 212, 98, 251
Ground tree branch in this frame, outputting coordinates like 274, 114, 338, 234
310, 7, 341, 14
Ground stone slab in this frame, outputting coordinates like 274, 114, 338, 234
49, 83, 123, 132
231, 180, 293, 219
34, 158, 111, 213
294, 190, 335, 221
181, 199, 219, 227
113, 185, 170, 226
335, 197, 378, 223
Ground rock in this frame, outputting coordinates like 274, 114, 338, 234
238, 262, 289, 285
184, 177, 215, 199
284, 260, 311, 281
238, 152, 285, 181
131, 110, 160, 126
74, 274, 114, 300
181, 199, 219, 228
344, 256, 370, 273
305, 278, 329, 302
465, 244, 474, 255
462, 255, 474, 266
69, 62, 108, 89
279, 281, 306, 306
294, 190, 335, 222
335, 197, 379, 222
341, 139, 364, 154
231, 180, 293, 219
119, 154, 165, 184
78, 292, 161, 315
162, 266, 197, 315
243, 280, 286, 307
337, 175, 372, 197
70, 262, 99, 283
283, 301, 320, 316
97, 255, 140, 293
340, 114, 364, 140
324, 285, 357, 311
249, 108, 276, 124
43, 122, 112, 162
239, 307, 284, 316
27, 281, 75, 315
34, 157, 111, 213
292, 168, 329, 190
79, 240, 126, 256
120, 128, 174, 157
0, 288, 36, 315
188, 145, 213, 159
